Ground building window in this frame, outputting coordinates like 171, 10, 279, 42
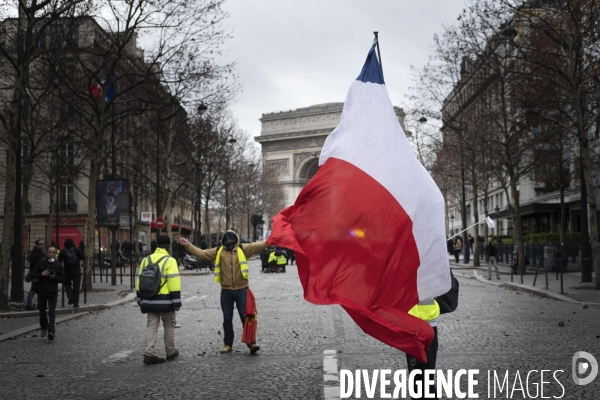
58, 142, 74, 166
59, 180, 76, 212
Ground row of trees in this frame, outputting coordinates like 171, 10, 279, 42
0, 0, 284, 307
408, 0, 600, 288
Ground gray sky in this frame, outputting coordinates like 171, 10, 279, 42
221, 0, 467, 138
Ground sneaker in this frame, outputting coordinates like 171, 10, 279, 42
487, 277, 491, 280
73, 304, 79, 309
48, 332, 54, 341
40, 329, 47, 338
497, 276, 501, 280
220, 345, 232, 354
174, 323, 180, 328
25, 305, 35, 310
68, 297, 73, 305
249, 343, 260, 354
166, 349, 179, 360
143, 354, 165, 365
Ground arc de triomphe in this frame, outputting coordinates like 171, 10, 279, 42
255, 102, 407, 211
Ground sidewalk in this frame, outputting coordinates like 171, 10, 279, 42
0, 279, 136, 342
449, 255, 600, 306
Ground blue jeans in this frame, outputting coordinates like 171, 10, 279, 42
220, 288, 247, 346
26, 283, 36, 307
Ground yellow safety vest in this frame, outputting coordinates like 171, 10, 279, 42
269, 251, 287, 265
408, 298, 440, 322
215, 246, 248, 283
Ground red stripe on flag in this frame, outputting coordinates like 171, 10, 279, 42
268, 157, 434, 361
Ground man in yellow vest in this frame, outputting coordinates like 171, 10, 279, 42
136, 235, 181, 365
268, 247, 288, 273
407, 298, 440, 399
180, 230, 266, 354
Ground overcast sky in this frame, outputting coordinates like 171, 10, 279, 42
220, 0, 467, 138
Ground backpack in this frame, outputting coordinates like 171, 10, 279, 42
435, 270, 459, 314
138, 255, 170, 299
64, 248, 80, 267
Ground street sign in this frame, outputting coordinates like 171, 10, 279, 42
140, 211, 152, 222
155, 217, 166, 230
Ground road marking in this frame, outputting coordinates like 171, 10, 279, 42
101, 350, 133, 363
323, 349, 339, 399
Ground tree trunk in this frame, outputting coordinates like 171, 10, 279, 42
83, 151, 100, 291
510, 178, 525, 276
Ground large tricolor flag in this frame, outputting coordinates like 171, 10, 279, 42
267, 40, 451, 362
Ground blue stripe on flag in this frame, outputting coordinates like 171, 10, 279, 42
356, 41, 384, 85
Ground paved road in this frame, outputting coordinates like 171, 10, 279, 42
1, 259, 599, 399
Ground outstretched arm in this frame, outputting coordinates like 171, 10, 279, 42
179, 237, 218, 261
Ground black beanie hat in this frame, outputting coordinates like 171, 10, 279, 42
157, 235, 171, 248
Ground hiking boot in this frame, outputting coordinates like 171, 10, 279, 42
248, 343, 260, 354
48, 332, 54, 341
40, 329, 47, 338
166, 349, 179, 360
143, 354, 165, 365
220, 345, 232, 354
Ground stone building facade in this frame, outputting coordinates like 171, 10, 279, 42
255, 102, 407, 210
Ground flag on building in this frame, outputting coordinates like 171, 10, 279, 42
486, 216, 496, 229
266, 39, 451, 362
88, 78, 115, 101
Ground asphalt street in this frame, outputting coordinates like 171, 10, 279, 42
0, 259, 599, 399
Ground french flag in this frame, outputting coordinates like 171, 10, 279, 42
267, 40, 451, 361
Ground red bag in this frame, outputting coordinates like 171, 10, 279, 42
241, 288, 258, 345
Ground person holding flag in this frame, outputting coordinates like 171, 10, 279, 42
266, 36, 452, 363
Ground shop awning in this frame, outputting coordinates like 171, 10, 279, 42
52, 226, 83, 247
150, 223, 192, 235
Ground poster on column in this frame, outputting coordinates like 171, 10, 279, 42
97, 179, 129, 227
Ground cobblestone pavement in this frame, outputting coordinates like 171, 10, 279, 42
1, 259, 599, 399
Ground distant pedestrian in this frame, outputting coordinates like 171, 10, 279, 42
31, 246, 65, 341
453, 237, 461, 263
467, 234, 474, 253
484, 236, 500, 280
150, 239, 157, 253
58, 238, 85, 308
78, 240, 86, 254
269, 247, 288, 272
25, 239, 45, 310
179, 230, 266, 354
136, 235, 181, 365
286, 248, 295, 265
138, 240, 144, 255
259, 248, 270, 272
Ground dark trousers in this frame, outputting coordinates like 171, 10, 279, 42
220, 288, 247, 346
406, 326, 438, 399
64, 268, 81, 306
453, 250, 460, 263
38, 295, 58, 334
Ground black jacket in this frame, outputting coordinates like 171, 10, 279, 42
31, 258, 65, 297
29, 247, 46, 271
58, 246, 85, 269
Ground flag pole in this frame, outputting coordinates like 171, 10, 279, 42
447, 217, 494, 240
373, 31, 384, 80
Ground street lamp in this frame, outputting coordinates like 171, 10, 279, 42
195, 104, 208, 243
246, 163, 255, 241
494, 205, 500, 238
415, 116, 428, 164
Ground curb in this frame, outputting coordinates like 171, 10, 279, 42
0, 291, 136, 318
472, 270, 600, 306
0, 292, 137, 342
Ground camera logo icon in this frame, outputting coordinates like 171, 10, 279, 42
572, 351, 598, 385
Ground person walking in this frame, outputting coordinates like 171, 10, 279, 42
31, 246, 65, 341
406, 298, 440, 399
25, 239, 45, 310
179, 230, 266, 354
136, 235, 181, 365
59, 238, 85, 308
453, 237, 461, 263
286, 248, 295, 265
484, 236, 500, 280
